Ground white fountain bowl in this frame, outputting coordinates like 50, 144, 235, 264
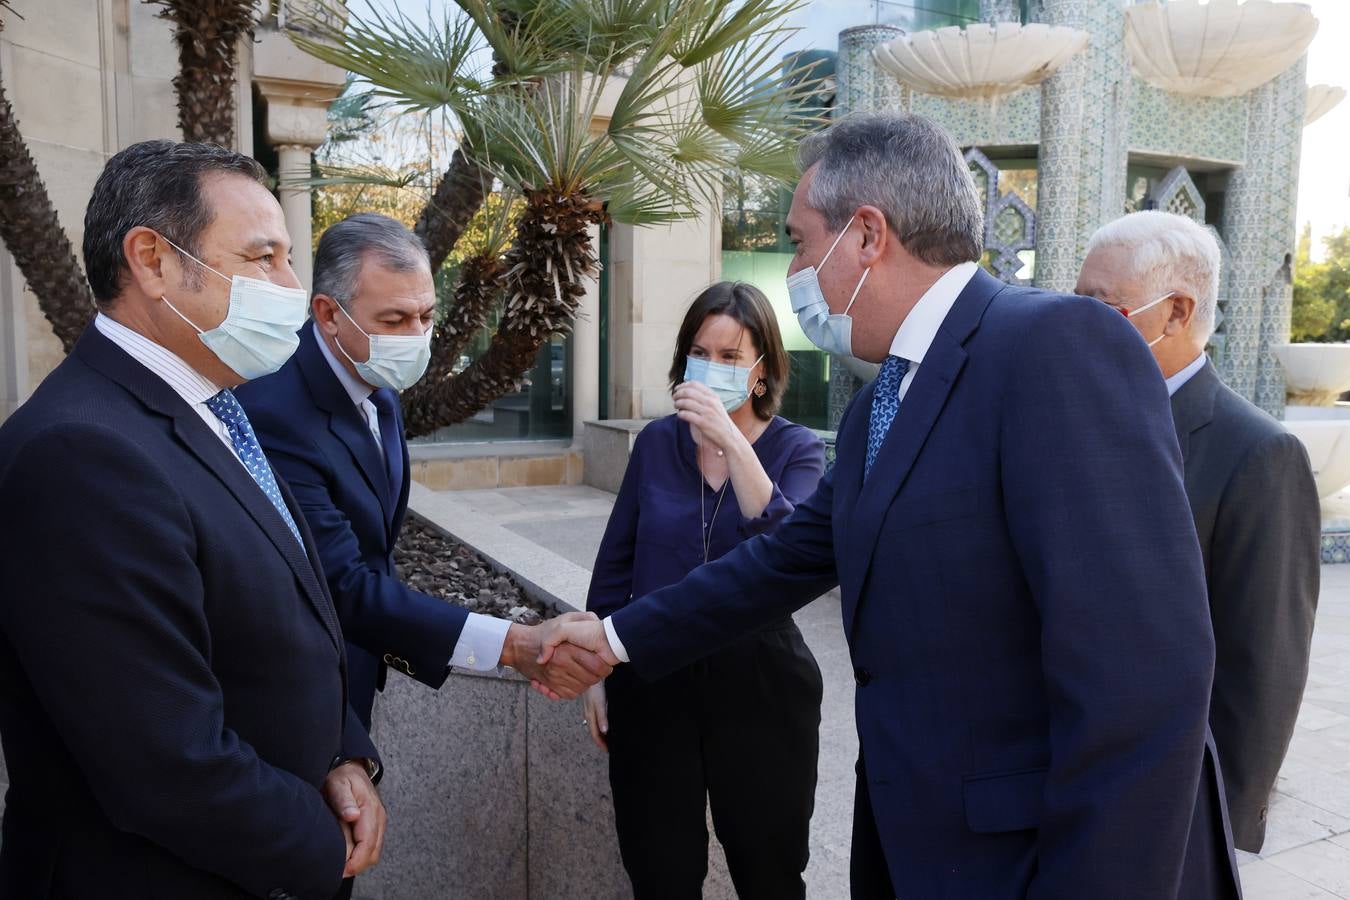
1273, 343, 1350, 397
1281, 414, 1350, 499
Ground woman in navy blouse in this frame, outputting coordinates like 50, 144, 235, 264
583, 282, 827, 899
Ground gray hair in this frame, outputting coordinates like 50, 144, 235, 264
797, 112, 983, 267
313, 213, 431, 308
1085, 211, 1221, 342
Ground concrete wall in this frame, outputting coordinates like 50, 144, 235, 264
606, 199, 721, 420
0, 0, 252, 421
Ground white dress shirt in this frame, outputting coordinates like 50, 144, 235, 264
314, 323, 511, 673
601, 260, 984, 664
94, 313, 243, 464
1165, 353, 1207, 397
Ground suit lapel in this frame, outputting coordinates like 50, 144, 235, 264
74, 327, 344, 653
1168, 360, 1220, 464
838, 268, 1002, 636
295, 326, 395, 525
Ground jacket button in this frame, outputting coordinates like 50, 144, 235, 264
1259, 806, 1268, 821
854, 667, 871, 686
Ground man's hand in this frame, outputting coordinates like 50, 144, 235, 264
501, 612, 614, 700
536, 615, 617, 669
322, 760, 386, 879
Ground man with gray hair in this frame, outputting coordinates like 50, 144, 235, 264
1078, 210, 1320, 852
542, 113, 1239, 897
236, 213, 611, 731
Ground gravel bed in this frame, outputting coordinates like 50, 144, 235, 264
393, 516, 550, 624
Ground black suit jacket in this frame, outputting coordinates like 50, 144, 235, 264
236, 325, 469, 727
1172, 360, 1320, 851
0, 325, 376, 900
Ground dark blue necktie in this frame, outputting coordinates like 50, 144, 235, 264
369, 388, 404, 501
204, 389, 304, 545
866, 355, 910, 479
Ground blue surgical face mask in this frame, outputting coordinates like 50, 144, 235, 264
786, 214, 870, 358
157, 235, 309, 380
684, 354, 764, 413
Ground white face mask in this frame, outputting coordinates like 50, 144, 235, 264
684, 354, 764, 413
158, 235, 309, 380
334, 302, 433, 392
1123, 291, 1176, 348
786, 214, 870, 358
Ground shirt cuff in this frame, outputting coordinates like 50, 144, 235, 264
603, 616, 631, 664
449, 613, 512, 671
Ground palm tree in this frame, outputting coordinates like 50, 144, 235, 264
146, 0, 258, 146
0, 0, 95, 352
291, 0, 820, 436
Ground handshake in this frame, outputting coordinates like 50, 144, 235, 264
500, 612, 619, 700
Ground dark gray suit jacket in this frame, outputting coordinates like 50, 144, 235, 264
1172, 360, 1320, 852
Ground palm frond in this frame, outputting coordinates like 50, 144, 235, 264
288, 1, 487, 113
671, 0, 803, 68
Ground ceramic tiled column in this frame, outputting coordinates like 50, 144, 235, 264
1222, 56, 1308, 414
1034, 0, 1129, 292
827, 24, 908, 427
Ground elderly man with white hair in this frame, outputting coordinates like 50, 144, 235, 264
1077, 210, 1320, 853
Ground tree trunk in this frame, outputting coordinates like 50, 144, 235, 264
401, 254, 502, 437
415, 148, 492, 272
401, 191, 604, 435
148, 0, 255, 146
0, 73, 94, 352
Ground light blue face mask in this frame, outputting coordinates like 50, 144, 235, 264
684, 354, 764, 413
158, 235, 309, 380
786, 214, 870, 358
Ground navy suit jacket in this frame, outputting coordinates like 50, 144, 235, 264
0, 326, 375, 900
236, 325, 469, 727
612, 270, 1241, 898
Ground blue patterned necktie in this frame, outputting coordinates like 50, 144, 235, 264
368, 388, 404, 502
866, 355, 910, 479
204, 389, 304, 546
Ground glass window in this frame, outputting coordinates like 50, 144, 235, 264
410, 267, 573, 444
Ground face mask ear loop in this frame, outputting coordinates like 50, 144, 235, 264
158, 234, 232, 285
818, 214, 858, 270
160, 295, 205, 335
1127, 290, 1175, 319
843, 267, 871, 315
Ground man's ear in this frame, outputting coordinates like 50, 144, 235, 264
312, 294, 341, 335
123, 226, 174, 299
856, 205, 889, 268
1167, 292, 1197, 334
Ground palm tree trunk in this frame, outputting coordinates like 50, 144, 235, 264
401, 254, 502, 437
401, 190, 604, 434
148, 0, 255, 146
0, 71, 94, 352
415, 148, 491, 272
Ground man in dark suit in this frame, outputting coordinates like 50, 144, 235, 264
1077, 210, 1320, 852
236, 213, 608, 728
544, 113, 1240, 898
0, 141, 385, 899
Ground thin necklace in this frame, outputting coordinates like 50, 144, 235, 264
699, 447, 729, 564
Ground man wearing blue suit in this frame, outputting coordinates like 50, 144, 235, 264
237, 213, 607, 729
546, 113, 1241, 898
0, 141, 384, 899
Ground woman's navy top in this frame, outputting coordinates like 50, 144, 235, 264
587, 414, 827, 619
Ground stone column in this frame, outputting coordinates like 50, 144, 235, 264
1223, 56, 1308, 413
1034, 0, 1129, 292
275, 143, 317, 288
252, 27, 346, 291
571, 225, 601, 444
0, 247, 27, 424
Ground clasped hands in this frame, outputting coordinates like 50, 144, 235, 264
501, 612, 620, 700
